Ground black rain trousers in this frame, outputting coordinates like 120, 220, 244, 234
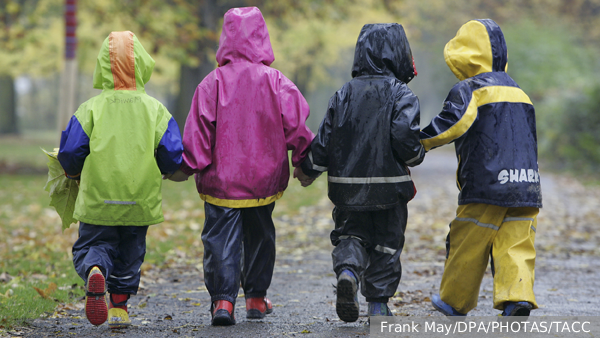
72, 222, 148, 295
202, 202, 276, 304
331, 203, 407, 303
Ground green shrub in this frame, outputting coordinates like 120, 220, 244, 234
542, 84, 600, 173
502, 19, 600, 175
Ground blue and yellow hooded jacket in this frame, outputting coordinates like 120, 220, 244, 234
420, 19, 542, 208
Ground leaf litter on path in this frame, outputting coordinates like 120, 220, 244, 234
9, 151, 600, 337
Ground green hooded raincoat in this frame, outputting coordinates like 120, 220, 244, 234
65, 31, 178, 225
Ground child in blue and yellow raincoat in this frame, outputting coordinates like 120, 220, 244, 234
420, 19, 542, 317
58, 31, 183, 328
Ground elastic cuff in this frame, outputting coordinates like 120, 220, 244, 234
65, 171, 81, 179
210, 294, 237, 305
300, 158, 323, 178
245, 291, 267, 299
366, 297, 389, 303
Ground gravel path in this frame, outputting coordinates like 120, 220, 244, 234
15, 150, 600, 337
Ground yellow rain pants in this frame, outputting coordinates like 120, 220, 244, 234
439, 203, 538, 314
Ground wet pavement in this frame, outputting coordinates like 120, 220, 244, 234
12, 150, 600, 337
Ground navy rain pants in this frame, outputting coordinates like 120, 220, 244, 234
202, 202, 276, 305
72, 222, 148, 295
331, 204, 407, 303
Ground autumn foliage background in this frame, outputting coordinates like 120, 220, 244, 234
1, 0, 600, 330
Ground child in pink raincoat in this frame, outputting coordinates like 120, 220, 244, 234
173, 6, 314, 326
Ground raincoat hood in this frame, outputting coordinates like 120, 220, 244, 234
351, 23, 416, 83
92, 31, 155, 91
216, 7, 275, 66
444, 19, 508, 81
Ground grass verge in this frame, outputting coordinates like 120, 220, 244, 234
0, 136, 327, 329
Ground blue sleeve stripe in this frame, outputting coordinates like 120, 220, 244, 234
57, 116, 90, 176
156, 117, 183, 174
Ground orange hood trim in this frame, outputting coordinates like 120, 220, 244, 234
109, 31, 136, 91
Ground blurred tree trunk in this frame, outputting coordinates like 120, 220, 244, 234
57, 59, 78, 133
173, 0, 220, 133
174, 61, 214, 133
0, 75, 18, 135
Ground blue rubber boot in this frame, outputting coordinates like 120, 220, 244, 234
368, 302, 393, 316
431, 294, 466, 316
336, 269, 359, 322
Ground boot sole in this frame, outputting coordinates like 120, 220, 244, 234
512, 308, 531, 316
108, 322, 131, 329
85, 273, 107, 326
212, 309, 236, 326
336, 277, 359, 322
431, 299, 452, 316
246, 309, 266, 319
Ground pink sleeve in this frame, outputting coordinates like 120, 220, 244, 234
279, 74, 315, 167
180, 80, 217, 176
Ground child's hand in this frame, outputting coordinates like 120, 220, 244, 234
164, 169, 190, 182
293, 167, 315, 187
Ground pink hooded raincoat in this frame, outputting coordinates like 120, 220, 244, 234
180, 7, 314, 208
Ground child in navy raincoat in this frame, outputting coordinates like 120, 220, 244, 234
420, 19, 542, 317
175, 7, 314, 326
298, 23, 424, 322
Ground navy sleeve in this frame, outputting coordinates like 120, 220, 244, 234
156, 117, 183, 174
57, 116, 90, 178
391, 89, 425, 167
420, 82, 475, 151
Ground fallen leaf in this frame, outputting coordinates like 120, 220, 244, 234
33, 287, 49, 299
33, 282, 58, 299
42, 148, 79, 231
46, 283, 57, 295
